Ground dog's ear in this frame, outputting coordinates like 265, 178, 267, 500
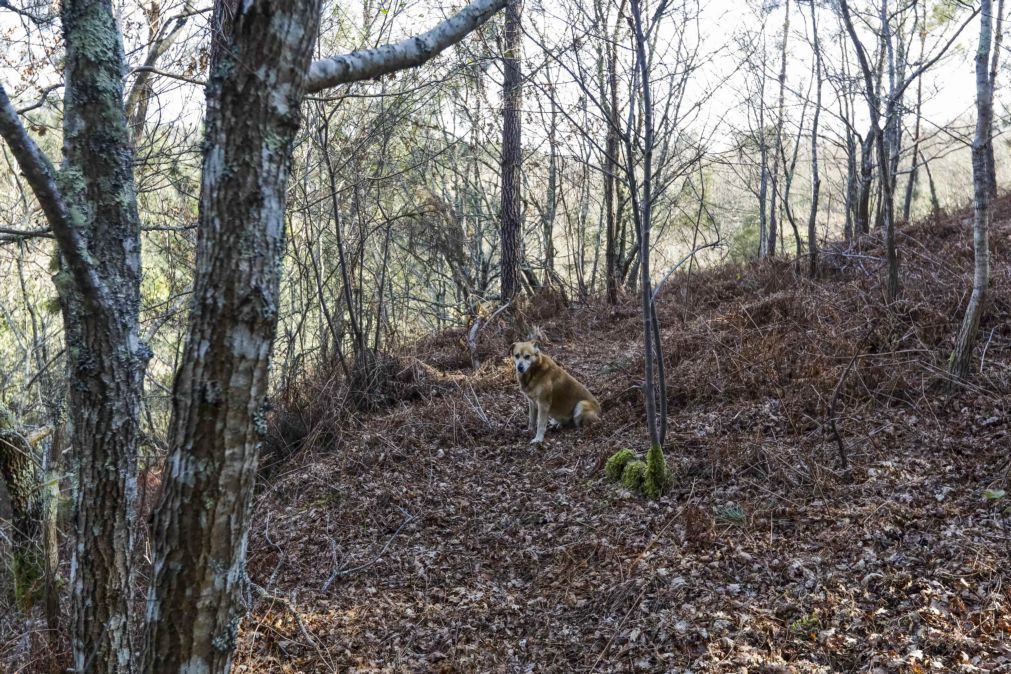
509, 342, 517, 355
532, 341, 541, 352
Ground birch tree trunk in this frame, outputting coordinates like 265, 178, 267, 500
950, 0, 996, 380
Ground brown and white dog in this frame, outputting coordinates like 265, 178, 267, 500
511, 340, 601, 443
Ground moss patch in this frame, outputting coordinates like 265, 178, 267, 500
604, 448, 635, 481
642, 443, 673, 498
603, 444, 674, 500
621, 460, 646, 491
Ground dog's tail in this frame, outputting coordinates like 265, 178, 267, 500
575, 400, 601, 427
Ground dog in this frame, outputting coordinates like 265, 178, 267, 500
511, 340, 601, 443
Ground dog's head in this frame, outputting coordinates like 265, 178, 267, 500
511, 340, 541, 375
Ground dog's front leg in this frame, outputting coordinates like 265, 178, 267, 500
531, 402, 549, 444
527, 398, 537, 431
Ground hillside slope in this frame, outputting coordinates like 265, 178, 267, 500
238, 203, 1011, 673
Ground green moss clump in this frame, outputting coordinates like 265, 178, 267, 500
642, 443, 673, 499
605, 448, 636, 481
621, 460, 647, 491
13, 548, 44, 611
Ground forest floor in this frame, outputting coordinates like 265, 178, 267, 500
236, 204, 1011, 673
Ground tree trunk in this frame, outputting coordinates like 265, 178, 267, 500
499, 0, 523, 301
60, 1, 146, 670
876, 0, 900, 301
603, 14, 620, 303
142, 2, 321, 671
542, 89, 558, 285
757, 84, 769, 257
0, 405, 43, 611
767, 0, 790, 259
842, 1, 898, 300
626, 0, 662, 449
903, 33, 925, 222
808, 0, 822, 277
985, 0, 1005, 198
856, 126, 874, 236
950, 0, 996, 380
921, 149, 941, 216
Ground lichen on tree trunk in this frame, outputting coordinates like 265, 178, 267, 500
142, 2, 322, 672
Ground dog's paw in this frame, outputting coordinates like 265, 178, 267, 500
530, 437, 544, 445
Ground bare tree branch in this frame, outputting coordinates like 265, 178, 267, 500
306, 0, 507, 93
0, 85, 107, 303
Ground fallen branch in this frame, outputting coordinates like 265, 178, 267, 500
322, 512, 415, 590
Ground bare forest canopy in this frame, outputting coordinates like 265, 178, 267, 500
0, 0, 1008, 672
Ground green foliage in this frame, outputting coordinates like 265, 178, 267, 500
929, 0, 967, 29
604, 448, 635, 481
983, 489, 1006, 501
604, 445, 674, 500
621, 460, 647, 491
642, 443, 673, 498
715, 502, 746, 525
789, 611, 821, 636
12, 547, 44, 611
727, 214, 761, 263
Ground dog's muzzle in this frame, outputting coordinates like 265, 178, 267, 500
516, 362, 527, 374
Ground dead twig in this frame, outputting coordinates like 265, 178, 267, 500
322, 510, 415, 590
828, 319, 877, 471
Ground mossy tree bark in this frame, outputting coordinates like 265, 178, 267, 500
59, 1, 146, 670
141, 1, 321, 669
